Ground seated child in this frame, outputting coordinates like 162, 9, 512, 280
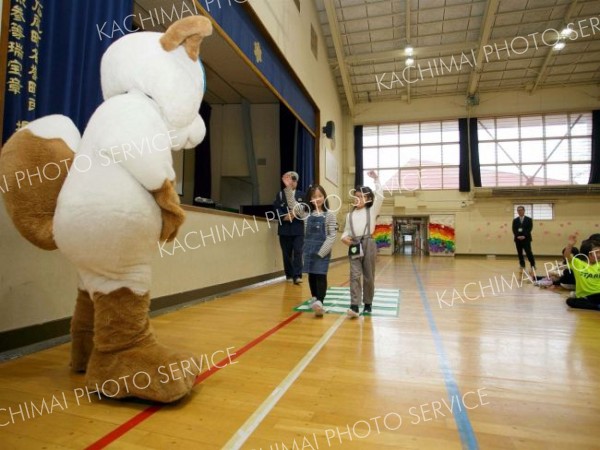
534, 246, 578, 289
564, 234, 600, 310
557, 246, 578, 290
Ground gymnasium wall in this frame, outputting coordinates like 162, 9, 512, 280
346, 85, 600, 256
352, 85, 600, 124
377, 191, 599, 256
454, 197, 599, 256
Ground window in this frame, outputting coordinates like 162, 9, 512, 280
478, 113, 592, 187
513, 203, 554, 220
362, 120, 460, 191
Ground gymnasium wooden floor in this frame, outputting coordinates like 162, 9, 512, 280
1, 255, 599, 449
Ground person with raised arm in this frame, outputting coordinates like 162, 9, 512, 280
341, 170, 384, 318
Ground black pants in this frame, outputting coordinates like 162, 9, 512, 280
566, 293, 600, 310
279, 235, 304, 279
559, 269, 576, 286
308, 273, 327, 301
515, 239, 536, 268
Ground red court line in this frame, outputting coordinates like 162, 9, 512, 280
85, 311, 303, 450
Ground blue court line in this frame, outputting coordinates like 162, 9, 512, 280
411, 261, 479, 450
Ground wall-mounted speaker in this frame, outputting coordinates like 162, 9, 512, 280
322, 120, 335, 139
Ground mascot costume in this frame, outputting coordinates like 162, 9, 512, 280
0, 16, 213, 403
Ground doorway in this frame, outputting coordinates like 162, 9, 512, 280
394, 217, 428, 255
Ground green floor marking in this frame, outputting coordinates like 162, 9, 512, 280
294, 287, 400, 317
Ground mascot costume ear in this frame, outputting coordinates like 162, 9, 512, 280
0, 16, 212, 403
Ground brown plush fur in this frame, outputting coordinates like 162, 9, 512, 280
0, 129, 74, 250
86, 288, 200, 403
160, 15, 213, 61
70, 289, 95, 372
152, 179, 185, 242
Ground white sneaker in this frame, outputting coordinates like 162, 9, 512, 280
311, 300, 324, 317
347, 307, 359, 318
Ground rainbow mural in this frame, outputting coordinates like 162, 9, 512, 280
373, 223, 392, 249
428, 219, 455, 255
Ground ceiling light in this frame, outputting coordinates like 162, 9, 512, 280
553, 40, 566, 51
406, 57, 415, 66
560, 26, 575, 37
405, 45, 413, 56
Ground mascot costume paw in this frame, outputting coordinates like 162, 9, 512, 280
0, 16, 212, 403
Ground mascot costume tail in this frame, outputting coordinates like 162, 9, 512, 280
0, 16, 212, 403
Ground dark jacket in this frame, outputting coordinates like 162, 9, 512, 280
512, 216, 533, 242
272, 189, 306, 236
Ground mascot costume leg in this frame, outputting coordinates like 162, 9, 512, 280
0, 16, 212, 403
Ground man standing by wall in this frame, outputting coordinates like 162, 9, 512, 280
512, 205, 536, 272
273, 171, 306, 284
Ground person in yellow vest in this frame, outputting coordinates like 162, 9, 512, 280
563, 234, 600, 311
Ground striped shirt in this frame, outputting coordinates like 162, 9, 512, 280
283, 187, 309, 220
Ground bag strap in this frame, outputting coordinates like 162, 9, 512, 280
349, 209, 370, 239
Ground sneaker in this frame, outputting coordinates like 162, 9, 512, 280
347, 305, 359, 318
286, 278, 293, 283
536, 278, 553, 288
293, 278, 302, 285
363, 304, 372, 314
311, 300, 324, 317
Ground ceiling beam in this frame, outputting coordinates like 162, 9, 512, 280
405, 0, 411, 45
324, 0, 355, 115
335, 11, 405, 26
338, 0, 570, 24
333, 11, 593, 41
330, 0, 478, 26
406, 0, 411, 104
345, 42, 479, 64
530, 0, 579, 93
467, 0, 499, 96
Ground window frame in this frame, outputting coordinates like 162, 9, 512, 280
513, 203, 554, 221
477, 112, 592, 187
362, 120, 461, 191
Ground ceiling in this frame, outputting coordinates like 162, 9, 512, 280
314, 0, 600, 112
133, 0, 278, 104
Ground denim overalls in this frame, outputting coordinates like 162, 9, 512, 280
303, 213, 331, 275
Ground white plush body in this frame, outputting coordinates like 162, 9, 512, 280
52, 32, 207, 296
